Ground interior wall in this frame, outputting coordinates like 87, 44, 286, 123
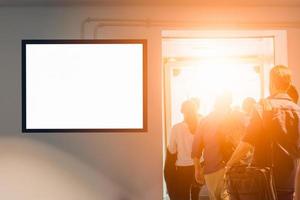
0, 5, 300, 200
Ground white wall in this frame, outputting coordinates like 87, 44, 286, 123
0, 5, 300, 200
0, 137, 129, 200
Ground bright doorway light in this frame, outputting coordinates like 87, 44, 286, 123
163, 37, 274, 125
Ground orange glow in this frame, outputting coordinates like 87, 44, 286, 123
164, 37, 275, 124
171, 58, 261, 117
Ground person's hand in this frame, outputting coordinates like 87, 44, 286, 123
224, 164, 232, 175
224, 164, 233, 181
195, 168, 205, 184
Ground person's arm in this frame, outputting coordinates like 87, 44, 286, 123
193, 157, 201, 170
168, 126, 177, 154
226, 141, 253, 168
192, 122, 205, 183
193, 157, 204, 184
226, 105, 262, 170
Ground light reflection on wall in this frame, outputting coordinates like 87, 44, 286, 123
0, 137, 131, 200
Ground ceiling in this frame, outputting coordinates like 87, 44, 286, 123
1, 0, 300, 6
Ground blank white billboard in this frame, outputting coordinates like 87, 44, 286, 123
22, 40, 147, 132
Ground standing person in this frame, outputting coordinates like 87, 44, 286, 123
168, 99, 203, 200
242, 97, 256, 114
226, 65, 300, 200
192, 92, 234, 200
240, 97, 257, 164
164, 147, 178, 200
242, 97, 256, 126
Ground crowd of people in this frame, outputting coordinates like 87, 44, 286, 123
164, 65, 300, 200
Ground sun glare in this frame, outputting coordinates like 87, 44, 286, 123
164, 37, 274, 124
182, 59, 260, 114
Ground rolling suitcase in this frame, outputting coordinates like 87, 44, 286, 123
225, 165, 277, 200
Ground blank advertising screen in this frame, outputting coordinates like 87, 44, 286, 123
22, 40, 147, 132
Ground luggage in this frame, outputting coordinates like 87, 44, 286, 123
226, 97, 300, 200
225, 165, 278, 200
225, 100, 279, 200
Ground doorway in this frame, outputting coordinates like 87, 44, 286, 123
162, 30, 286, 200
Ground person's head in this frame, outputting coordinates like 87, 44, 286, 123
190, 97, 200, 111
287, 84, 299, 104
269, 65, 292, 95
214, 92, 232, 112
242, 97, 256, 114
181, 99, 198, 121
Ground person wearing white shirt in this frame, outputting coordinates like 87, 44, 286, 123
168, 99, 203, 200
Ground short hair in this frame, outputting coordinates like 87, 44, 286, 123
270, 65, 291, 91
287, 85, 299, 104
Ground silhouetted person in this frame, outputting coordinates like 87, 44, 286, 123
232, 97, 258, 165
242, 97, 256, 115
192, 92, 235, 200
240, 97, 257, 134
227, 65, 300, 200
167, 99, 203, 200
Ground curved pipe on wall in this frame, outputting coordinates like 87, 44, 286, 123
81, 17, 300, 39
81, 18, 150, 39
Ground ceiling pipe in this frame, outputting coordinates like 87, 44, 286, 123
81, 18, 150, 39
81, 17, 300, 39
93, 22, 149, 39
92, 19, 247, 39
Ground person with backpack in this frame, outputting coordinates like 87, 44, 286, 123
192, 92, 242, 200
242, 97, 257, 127
226, 65, 300, 200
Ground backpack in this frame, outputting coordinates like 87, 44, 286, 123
260, 99, 300, 159
226, 165, 278, 200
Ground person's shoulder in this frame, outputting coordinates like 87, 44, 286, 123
269, 97, 300, 112
172, 122, 185, 130
283, 100, 300, 111
290, 102, 300, 111
282, 101, 300, 112
198, 115, 210, 125
197, 114, 214, 131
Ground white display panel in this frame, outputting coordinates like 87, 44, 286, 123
22, 40, 147, 132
